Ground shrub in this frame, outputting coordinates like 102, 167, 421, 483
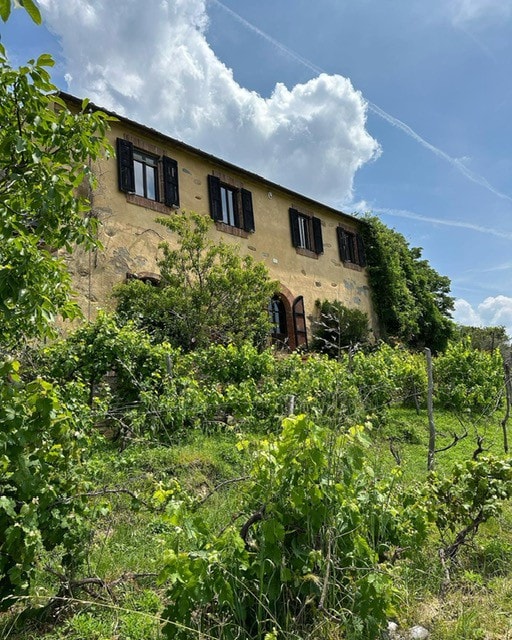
311, 299, 370, 358
159, 415, 431, 639
0, 359, 91, 607
435, 337, 504, 414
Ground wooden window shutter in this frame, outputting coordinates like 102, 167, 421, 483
241, 188, 255, 232
162, 156, 180, 207
337, 227, 349, 262
292, 295, 308, 349
289, 208, 300, 247
312, 216, 323, 254
356, 235, 367, 267
208, 175, 223, 221
116, 138, 135, 193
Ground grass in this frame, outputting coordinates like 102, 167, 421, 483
2, 407, 512, 639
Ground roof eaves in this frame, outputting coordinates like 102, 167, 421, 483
60, 91, 362, 225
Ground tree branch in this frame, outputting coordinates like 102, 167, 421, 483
197, 476, 250, 506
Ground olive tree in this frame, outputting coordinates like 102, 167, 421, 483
114, 212, 277, 351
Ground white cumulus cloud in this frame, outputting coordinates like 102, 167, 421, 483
454, 296, 512, 338
38, 0, 380, 206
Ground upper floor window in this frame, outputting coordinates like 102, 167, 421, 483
208, 175, 255, 233
117, 138, 180, 208
289, 208, 323, 255
337, 227, 366, 267
133, 149, 158, 200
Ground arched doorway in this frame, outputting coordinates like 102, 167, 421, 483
269, 287, 308, 351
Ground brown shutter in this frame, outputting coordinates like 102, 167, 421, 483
208, 175, 223, 221
292, 295, 308, 349
241, 188, 255, 232
289, 208, 300, 247
312, 216, 323, 254
116, 138, 134, 193
162, 156, 180, 207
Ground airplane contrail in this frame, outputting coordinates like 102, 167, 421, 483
209, 0, 512, 204
375, 207, 512, 240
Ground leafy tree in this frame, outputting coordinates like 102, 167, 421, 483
0, 46, 112, 350
455, 324, 510, 353
0, 8, 112, 606
0, 0, 41, 25
311, 299, 370, 358
114, 212, 277, 351
360, 215, 454, 353
435, 336, 504, 414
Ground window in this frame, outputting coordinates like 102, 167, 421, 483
268, 295, 288, 341
208, 175, 255, 232
337, 227, 366, 267
289, 208, 323, 255
133, 149, 158, 200
117, 138, 180, 208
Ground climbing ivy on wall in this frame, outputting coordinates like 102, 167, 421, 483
360, 215, 454, 353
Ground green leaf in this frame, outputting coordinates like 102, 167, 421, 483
19, 0, 41, 24
0, 496, 16, 518
36, 53, 54, 68
0, 0, 11, 21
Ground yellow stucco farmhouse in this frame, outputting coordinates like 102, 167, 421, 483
63, 93, 377, 350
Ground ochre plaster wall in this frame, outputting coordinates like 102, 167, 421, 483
66, 120, 378, 341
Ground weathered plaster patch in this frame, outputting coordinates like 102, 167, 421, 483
356, 286, 369, 297
113, 247, 131, 271
344, 279, 355, 291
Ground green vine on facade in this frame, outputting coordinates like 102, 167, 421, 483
360, 215, 454, 353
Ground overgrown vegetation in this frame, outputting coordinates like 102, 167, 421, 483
2, 6, 512, 639
361, 215, 454, 353
0, 41, 112, 349
6, 321, 512, 639
114, 212, 277, 351
311, 299, 371, 357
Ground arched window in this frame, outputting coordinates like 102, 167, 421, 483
268, 295, 288, 344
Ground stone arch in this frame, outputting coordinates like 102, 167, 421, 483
271, 284, 307, 351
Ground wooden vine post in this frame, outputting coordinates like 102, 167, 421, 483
425, 347, 436, 471
502, 359, 511, 453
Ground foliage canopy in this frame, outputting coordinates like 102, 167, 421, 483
361, 215, 454, 353
114, 212, 277, 351
0, 46, 112, 349
0, 17, 112, 607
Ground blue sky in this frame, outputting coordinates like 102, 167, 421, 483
3, 0, 512, 333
